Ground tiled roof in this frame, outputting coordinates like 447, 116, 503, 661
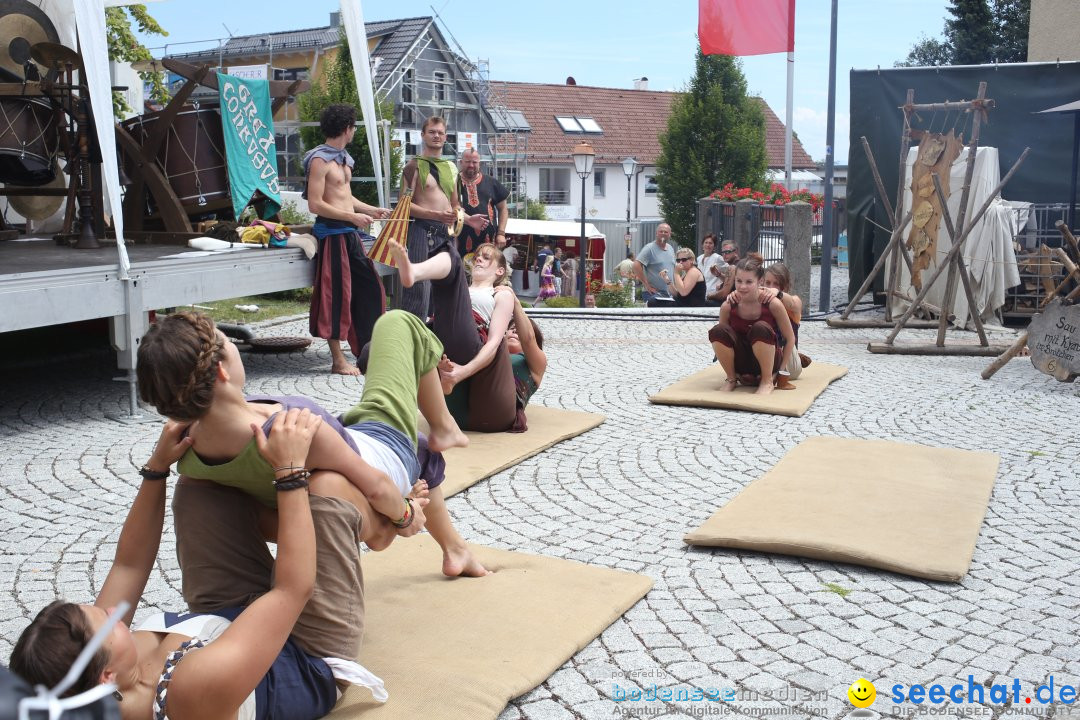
489, 81, 816, 169
165, 16, 433, 89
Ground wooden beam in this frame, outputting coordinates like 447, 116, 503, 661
868, 343, 1009, 356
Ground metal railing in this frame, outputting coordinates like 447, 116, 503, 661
750, 205, 785, 263
538, 190, 570, 205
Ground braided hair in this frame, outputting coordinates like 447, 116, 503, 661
137, 311, 224, 421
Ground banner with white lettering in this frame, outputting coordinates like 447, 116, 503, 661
217, 73, 281, 219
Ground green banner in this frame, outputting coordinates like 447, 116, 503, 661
218, 73, 281, 219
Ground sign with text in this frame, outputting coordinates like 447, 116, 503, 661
1029, 298, 1080, 382
217, 73, 281, 219
227, 65, 268, 80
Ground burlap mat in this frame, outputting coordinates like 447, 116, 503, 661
328, 536, 653, 719
684, 436, 999, 582
649, 362, 848, 417
422, 406, 605, 497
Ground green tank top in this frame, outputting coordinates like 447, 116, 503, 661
511, 353, 538, 407
177, 441, 277, 507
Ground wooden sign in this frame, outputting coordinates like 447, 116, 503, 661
1029, 298, 1080, 382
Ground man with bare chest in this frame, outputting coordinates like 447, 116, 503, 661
398, 116, 487, 319
304, 104, 390, 375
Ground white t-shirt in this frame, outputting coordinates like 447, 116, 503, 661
502, 245, 518, 268
698, 252, 728, 295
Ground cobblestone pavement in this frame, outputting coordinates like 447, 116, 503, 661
2, 269, 1078, 720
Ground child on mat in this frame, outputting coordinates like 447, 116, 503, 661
137, 309, 489, 577
708, 253, 798, 395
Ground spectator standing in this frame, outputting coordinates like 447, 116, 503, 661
634, 222, 677, 304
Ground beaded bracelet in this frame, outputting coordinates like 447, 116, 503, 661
139, 465, 170, 481
391, 498, 414, 529
273, 469, 311, 492
273, 465, 306, 473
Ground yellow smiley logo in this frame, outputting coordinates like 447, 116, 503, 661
847, 678, 876, 708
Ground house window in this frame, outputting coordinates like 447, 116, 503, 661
433, 71, 448, 103
645, 174, 659, 195
555, 116, 583, 133
496, 166, 519, 195
539, 167, 571, 205
273, 67, 309, 81
576, 117, 603, 133
401, 69, 415, 125
593, 168, 606, 198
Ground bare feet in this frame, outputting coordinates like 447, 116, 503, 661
388, 240, 414, 287
755, 381, 775, 395
442, 543, 490, 577
427, 423, 469, 453
331, 358, 361, 376
719, 378, 738, 393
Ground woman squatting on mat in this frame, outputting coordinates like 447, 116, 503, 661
134, 309, 488, 577
708, 253, 797, 395
11, 409, 390, 720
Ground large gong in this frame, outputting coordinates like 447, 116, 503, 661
0, 0, 61, 82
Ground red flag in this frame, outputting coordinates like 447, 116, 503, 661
699, 0, 795, 56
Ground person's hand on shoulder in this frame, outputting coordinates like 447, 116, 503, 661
146, 420, 194, 475
252, 407, 323, 471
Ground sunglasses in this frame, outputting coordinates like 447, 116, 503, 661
721, 249, 737, 255
676, 257, 692, 263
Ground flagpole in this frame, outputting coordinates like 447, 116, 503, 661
818, 0, 838, 312
784, 50, 793, 187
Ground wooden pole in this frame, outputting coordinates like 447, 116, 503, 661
886, 90, 917, 322
885, 147, 1031, 344
931, 173, 990, 345
980, 331, 1029, 380
935, 82, 987, 347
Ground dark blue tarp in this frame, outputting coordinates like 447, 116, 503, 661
847, 62, 1080, 300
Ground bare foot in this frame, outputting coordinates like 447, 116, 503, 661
388, 240, 414, 287
428, 424, 469, 453
719, 378, 738, 393
755, 381, 775, 395
331, 359, 361, 376
408, 479, 430, 500
442, 543, 490, 577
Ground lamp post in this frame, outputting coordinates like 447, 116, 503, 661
621, 156, 637, 251
572, 141, 595, 308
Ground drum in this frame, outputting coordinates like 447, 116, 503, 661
0, 96, 58, 185
122, 105, 229, 209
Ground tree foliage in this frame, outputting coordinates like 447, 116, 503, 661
297, 35, 402, 207
895, 0, 1029, 67
105, 4, 168, 115
655, 48, 767, 250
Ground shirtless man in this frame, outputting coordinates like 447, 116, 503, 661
398, 116, 487, 319
304, 103, 391, 375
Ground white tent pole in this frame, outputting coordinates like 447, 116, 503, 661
340, 0, 386, 207
784, 50, 793, 187
73, 0, 130, 278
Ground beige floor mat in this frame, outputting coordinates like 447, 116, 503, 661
684, 436, 999, 582
327, 536, 653, 719
649, 362, 848, 417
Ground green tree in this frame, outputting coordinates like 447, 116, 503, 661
524, 197, 548, 220
105, 4, 169, 116
655, 48, 767, 249
297, 34, 402, 207
993, 0, 1030, 62
895, 0, 1028, 67
895, 34, 954, 67
945, 0, 995, 65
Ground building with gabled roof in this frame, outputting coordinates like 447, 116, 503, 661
487, 78, 816, 224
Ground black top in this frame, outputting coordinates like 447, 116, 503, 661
457, 173, 510, 254
674, 278, 708, 307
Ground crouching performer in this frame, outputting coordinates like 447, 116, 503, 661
708, 253, 797, 395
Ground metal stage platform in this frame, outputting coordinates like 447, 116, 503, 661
0, 238, 316, 416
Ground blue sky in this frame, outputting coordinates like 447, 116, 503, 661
135, 0, 952, 165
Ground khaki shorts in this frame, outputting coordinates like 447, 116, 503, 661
172, 478, 365, 660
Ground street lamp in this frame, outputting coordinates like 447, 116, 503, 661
621, 156, 637, 250
572, 140, 595, 308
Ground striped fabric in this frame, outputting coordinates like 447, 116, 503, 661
369, 190, 412, 267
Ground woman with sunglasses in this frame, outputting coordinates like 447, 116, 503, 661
659, 249, 708, 307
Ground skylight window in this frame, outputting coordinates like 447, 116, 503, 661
576, 117, 603, 133
555, 116, 583, 132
